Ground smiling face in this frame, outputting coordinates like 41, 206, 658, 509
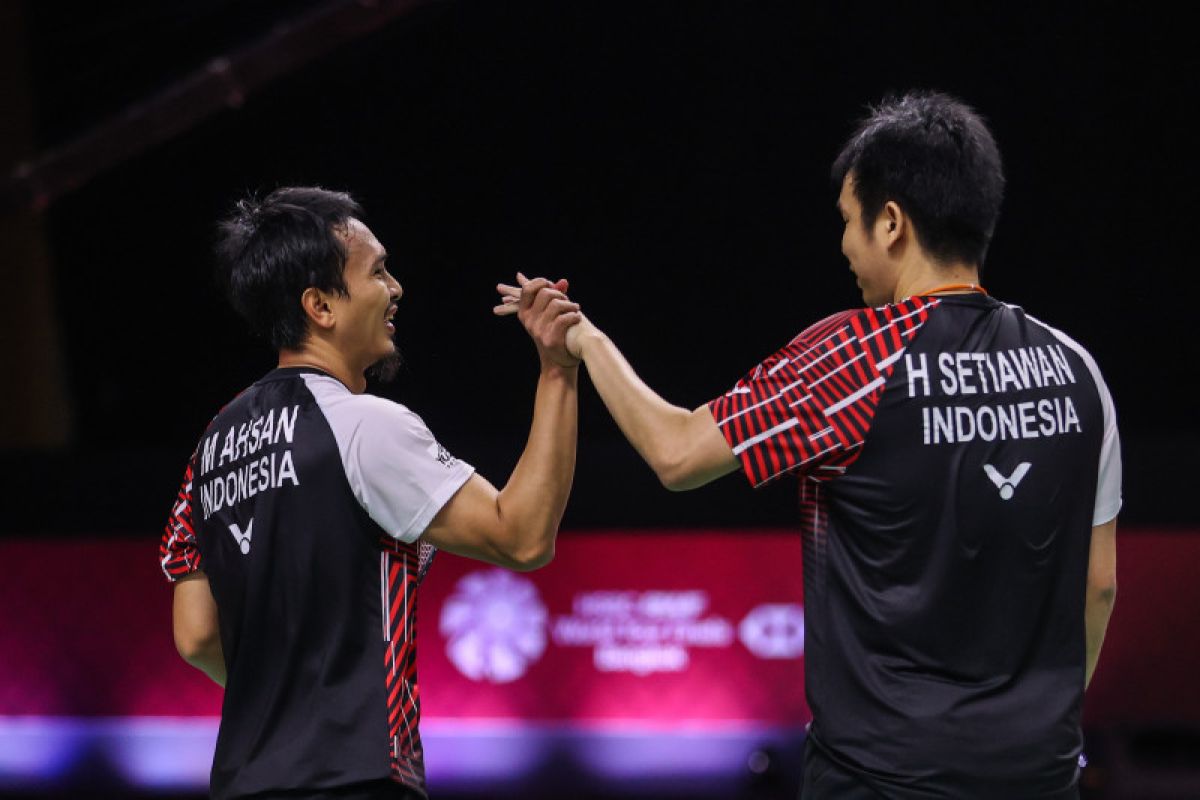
329, 218, 402, 372
838, 172, 897, 306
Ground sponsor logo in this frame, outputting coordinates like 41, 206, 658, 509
983, 462, 1031, 500
228, 519, 254, 555
440, 570, 547, 683
428, 441, 458, 468
440, 572, 806, 682
552, 589, 734, 676
739, 603, 804, 659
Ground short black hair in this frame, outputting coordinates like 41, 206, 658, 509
831, 91, 1005, 267
215, 186, 363, 350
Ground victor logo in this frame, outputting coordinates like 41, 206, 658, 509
983, 463, 1031, 500
228, 519, 254, 554
427, 441, 458, 468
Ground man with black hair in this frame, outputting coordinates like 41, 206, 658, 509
162, 187, 581, 800
499, 91, 1121, 798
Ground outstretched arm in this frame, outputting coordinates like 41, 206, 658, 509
422, 278, 580, 570
496, 279, 738, 491
570, 317, 737, 490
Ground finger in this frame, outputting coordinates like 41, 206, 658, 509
545, 298, 581, 315
531, 287, 569, 316
539, 302, 581, 336
552, 311, 584, 336
492, 303, 520, 316
495, 286, 520, 307
516, 272, 530, 287
518, 278, 553, 310
553, 278, 570, 293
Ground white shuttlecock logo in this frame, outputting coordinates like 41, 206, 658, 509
440, 569, 548, 683
228, 519, 253, 555
984, 462, 1031, 500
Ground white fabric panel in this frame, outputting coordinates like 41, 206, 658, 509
1027, 316, 1123, 525
303, 374, 474, 542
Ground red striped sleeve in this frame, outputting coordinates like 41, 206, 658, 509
708, 298, 937, 487
159, 458, 201, 582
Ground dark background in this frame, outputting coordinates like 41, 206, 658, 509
2, 4, 1197, 800
2, 0, 1194, 534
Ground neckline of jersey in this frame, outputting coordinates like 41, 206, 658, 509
265, 365, 349, 389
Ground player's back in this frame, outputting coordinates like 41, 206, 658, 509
188, 367, 433, 798
805, 293, 1120, 797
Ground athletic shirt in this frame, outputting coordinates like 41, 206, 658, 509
160, 367, 474, 800
709, 293, 1121, 798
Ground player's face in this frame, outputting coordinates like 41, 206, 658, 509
838, 173, 895, 306
332, 219, 402, 370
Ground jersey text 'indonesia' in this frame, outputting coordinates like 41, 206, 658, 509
197, 405, 302, 519
905, 345, 1083, 445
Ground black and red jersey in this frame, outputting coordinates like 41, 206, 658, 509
161, 367, 474, 799
710, 293, 1121, 797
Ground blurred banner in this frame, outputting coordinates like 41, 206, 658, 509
422, 531, 807, 725
1, 529, 1197, 793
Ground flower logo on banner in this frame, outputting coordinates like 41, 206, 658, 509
439, 569, 548, 683
738, 603, 805, 659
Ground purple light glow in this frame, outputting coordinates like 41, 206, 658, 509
0, 715, 804, 792
424, 720, 806, 793
100, 717, 218, 788
0, 716, 217, 791
568, 725, 791, 780
0, 717, 85, 787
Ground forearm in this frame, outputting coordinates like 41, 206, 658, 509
1084, 586, 1115, 688
173, 574, 226, 687
184, 639, 227, 687
495, 363, 578, 568
576, 327, 694, 480
175, 612, 227, 687
1083, 518, 1118, 689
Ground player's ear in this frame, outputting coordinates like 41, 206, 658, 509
880, 201, 905, 246
300, 287, 336, 331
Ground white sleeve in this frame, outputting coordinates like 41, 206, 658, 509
1035, 319, 1122, 525
1092, 373, 1122, 526
304, 375, 474, 542
349, 401, 475, 541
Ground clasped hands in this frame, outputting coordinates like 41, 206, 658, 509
494, 272, 592, 368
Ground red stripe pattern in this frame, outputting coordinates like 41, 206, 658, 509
160, 460, 201, 581
380, 537, 436, 791
709, 297, 937, 488
798, 477, 831, 597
